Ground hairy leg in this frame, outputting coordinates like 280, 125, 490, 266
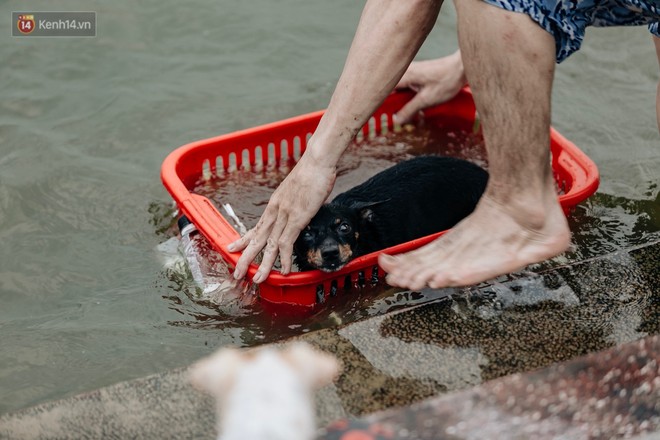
380, 0, 571, 289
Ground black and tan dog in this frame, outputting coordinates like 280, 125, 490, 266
293, 155, 489, 272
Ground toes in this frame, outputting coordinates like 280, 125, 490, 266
378, 253, 399, 272
380, 248, 442, 290
387, 265, 425, 290
428, 273, 449, 289
405, 277, 428, 292
428, 267, 473, 289
408, 265, 441, 290
385, 274, 403, 288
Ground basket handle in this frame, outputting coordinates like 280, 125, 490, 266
179, 193, 242, 265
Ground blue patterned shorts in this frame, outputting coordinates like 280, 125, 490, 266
481, 0, 660, 62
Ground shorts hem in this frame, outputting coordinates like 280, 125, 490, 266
480, 0, 585, 63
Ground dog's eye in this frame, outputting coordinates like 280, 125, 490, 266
338, 222, 351, 234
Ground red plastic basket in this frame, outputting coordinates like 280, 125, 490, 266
161, 88, 599, 309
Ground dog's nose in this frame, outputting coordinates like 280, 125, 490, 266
321, 246, 340, 260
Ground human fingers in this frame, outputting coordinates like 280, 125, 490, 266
227, 230, 252, 252
232, 235, 264, 281
232, 212, 276, 280
395, 62, 421, 91
251, 214, 288, 284
393, 92, 428, 125
277, 222, 305, 276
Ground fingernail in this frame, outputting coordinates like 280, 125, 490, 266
392, 114, 401, 125
233, 269, 242, 280
253, 272, 264, 284
380, 254, 395, 264
227, 242, 236, 252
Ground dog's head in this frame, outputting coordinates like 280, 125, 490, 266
189, 343, 340, 397
294, 202, 379, 272
189, 343, 341, 440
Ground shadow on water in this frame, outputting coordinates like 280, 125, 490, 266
150, 122, 660, 348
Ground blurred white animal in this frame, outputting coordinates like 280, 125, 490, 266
189, 342, 340, 440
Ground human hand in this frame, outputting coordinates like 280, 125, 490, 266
228, 152, 336, 283
394, 50, 467, 124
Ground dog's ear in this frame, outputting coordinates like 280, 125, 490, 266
282, 343, 341, 389
188, 347, 245, 395
360, 207, 375, 223
350, 199, 390, 223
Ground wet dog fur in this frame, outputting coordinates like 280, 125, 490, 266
293, 155, 488, 272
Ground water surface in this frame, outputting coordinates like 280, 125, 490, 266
0, 0, 658, 415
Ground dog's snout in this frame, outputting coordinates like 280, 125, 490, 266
321, 246, 340, 259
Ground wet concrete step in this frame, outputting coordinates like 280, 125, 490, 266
320, 334, 660, 439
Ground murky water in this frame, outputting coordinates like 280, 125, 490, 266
0, 0, 658, 415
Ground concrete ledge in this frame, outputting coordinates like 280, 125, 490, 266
321, 334, 660, 439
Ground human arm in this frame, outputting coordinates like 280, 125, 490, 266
394, 50, 467, 123
230, 0, 443, 283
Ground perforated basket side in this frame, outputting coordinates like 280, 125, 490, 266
161, 92, 425, 284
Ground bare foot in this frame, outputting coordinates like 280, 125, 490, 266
378, 192, 571, 290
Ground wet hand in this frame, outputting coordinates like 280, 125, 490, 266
228, 153, 336, 283
394, 51, 467, 124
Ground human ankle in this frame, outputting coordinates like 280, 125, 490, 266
481, 190, 562, 232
